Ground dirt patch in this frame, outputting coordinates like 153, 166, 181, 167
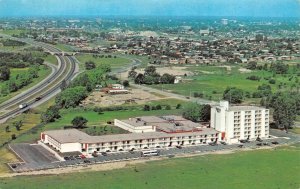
82, 88, 165, 107
217, 65, 232, 71
239, 68, 252, 73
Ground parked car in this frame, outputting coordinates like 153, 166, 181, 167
271, 141, 279, 145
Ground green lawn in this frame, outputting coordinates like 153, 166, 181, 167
76, 54, 133, 71
54, 43, 74, 52
0, 29, 25, 36
0, 66, 51, 104
151, 65, 298, 102
44, 54, 58, 65
0, 144, 299, 189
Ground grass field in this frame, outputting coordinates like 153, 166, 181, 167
0, 144, 299, 189
151, 65, 299, 102
0, 66, 51, 104
76, 54, 133, 71
44, 54, 58, 65
54, 43, 74, 52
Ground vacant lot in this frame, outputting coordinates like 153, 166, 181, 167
0, 144, 299, 189
150, 65, 299, 102
76, 54, 133, 71
82, 88, 165, 107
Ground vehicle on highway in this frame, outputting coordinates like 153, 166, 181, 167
220, 141, 227, 145
141, 150, 159, 157
18, 103, 28, 109
263, 142, 269, 146
256, 143, 262, 146
64, 157, 70, 161
35, 96, 42, 101
101, 152, 107, 156
271, 141, 279, 145
238, 144, 243, 148
176, 145, 182, 149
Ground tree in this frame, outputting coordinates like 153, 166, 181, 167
60, 79, 68, 91
156, 105, 162, 110
143, 105, 151, 111
270, 92, 297, 130
13, 121, 23, 131
176, 104, 182, 109
182, 103, 202, 122
41, 105, 61, 123
246, 61, 257, 70
123, 80, 130, 87
128, 68, 137, 78
160, 73, 175, 84
223, 87, 244, 104
134, 73, 144, 84
71, 116, 88, 128
85, 61, 96, 70
144, 66, 157, 76
11, 134, 16, 140
270, 62, 289, 74
5, 126, 10, 133
200, 104, 211, 122
0, 66, 10, 81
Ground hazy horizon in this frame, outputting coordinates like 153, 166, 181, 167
0, 0, 299, 18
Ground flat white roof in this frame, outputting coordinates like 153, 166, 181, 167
44, 128, 218, 144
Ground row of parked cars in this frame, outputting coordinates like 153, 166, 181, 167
64, 155, 86, 161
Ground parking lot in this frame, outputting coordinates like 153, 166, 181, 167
8, 129, 300, 173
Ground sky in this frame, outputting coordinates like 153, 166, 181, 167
0, 0, 299, 18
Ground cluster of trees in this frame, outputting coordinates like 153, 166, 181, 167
252, 84, 272, 98
223, 87, 244, 104
182, 103, 211, 122
245, 61, 289, 75
85, 61, 96, 70
1, 65, 41, 95
262, 92, 300, 129
1, 39, 26, 46
129, 66, 175, 85
0, 52, 44, 68
0, 66, 10, 81
143, 104, 175, 111
41, 66, 112, 123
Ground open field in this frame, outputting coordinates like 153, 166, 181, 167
44, 54, 58, 65
76, 54, 133, 71
0, 29, 25, 36
82, 88, 165, 107
0, 65, 51, 104
54, 43, 74, 52
0, 144, 299, 189
150, 65, 299, 102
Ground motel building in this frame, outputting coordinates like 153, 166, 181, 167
41, 116, 219, 156
40, 102, 270, 156
211, 101, 270, 144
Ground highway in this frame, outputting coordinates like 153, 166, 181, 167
0, 36, 79, 123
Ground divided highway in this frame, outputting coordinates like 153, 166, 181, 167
0, 38, 79, 123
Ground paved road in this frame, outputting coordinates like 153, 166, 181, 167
0, 35, 79, 123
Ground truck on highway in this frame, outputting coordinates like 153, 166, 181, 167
19, 103, 28, 109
